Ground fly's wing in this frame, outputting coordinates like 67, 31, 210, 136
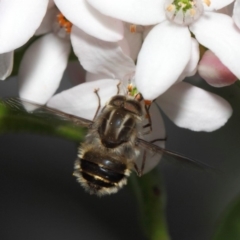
0, 97, 93, 128
136, 138, 216, 172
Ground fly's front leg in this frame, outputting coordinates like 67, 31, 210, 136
144, 100, 153, 132
116, 82, 121, 95
93, 88, 101, 121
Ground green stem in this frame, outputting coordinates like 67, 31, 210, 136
129, 168, 170, 240
0, 106, 86, 142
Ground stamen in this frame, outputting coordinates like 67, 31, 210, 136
128, 24, 144, 34
203, 0, 211, 6
164, 0, 204, 25
57, 13, 72, 33
129, 24, 137, 33
127, 83, 139, 97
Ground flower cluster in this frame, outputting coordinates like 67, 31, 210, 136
0, 0, 238, 172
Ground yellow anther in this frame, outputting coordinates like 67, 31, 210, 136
166, 4, 174, 12
129, 24, 137, 33
203, 0, 211, 6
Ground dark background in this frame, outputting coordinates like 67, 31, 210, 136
0, 74, 240, 240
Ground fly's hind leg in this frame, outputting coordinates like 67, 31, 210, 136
134, 150, 147, 177
150, 137, 167, 144
135, 137, 167, 177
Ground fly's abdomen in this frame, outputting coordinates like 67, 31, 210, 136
73, 151, 130, 196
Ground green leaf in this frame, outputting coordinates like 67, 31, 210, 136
129, 167, 170, 240
213, 194, 240, 240
0, 100, 87, 142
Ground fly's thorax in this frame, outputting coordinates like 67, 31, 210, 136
97, 95, 144, 149
73, 145, 132, 196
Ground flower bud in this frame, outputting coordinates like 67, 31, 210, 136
198, 50, 237, 87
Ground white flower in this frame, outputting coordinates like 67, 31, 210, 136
233, 0, 240, 28
46, 26, 232, 172
0, 0, 53, 80
0, 52, 14, 80
18, 6, 71, 105
53, 0, 124, 42
198, 50, 237, 87
70, 24, 136, 82
67, 28, 232, 132
0, 0, 49, 54
70, 24, 199, 96
86, 0, 240, 100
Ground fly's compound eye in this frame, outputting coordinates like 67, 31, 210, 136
108, 95, 126, 107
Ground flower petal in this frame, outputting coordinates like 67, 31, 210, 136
35, 7, 59, 36
198, 50, 237, 87
183, 38, 200, 77
190, 12, 240, 79
47, 79, 122, 120
19, 33, 70, 104
0, 51, 14, 80
233, 0, 240, 29
0, 0, 48, 53
85, 72, 109, 82
54, 0, 124, 42
157, 82, 232, 132
87, 0, 166, 25
135, 21, 191, 100
177, 38, 199, 81
205, 0, 234, 11
71, 26, 136, 80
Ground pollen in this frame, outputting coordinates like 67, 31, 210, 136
144, 100, 152, 107
166, 4, 175, 12
57, 13, 72, 33
128, 24, 144, 34
164, 0, 204, 25
203, 0, 211, 6
129, 24, 137, 33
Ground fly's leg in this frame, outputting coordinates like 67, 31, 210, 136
93, 88, 101, 121
141, 101, 153, 135
135, 138, 167, 176
134, 162, 141, 177
93, 82, 120, 121
144, 100, 153, 132
117, 82, 121, 95
150, 138, 167, 144
134, 150, 147, 177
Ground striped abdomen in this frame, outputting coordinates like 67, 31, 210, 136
74, 151, 130, 196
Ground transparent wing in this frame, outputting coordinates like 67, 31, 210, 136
0, 97, 93, 128
136, 138, 216, 172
